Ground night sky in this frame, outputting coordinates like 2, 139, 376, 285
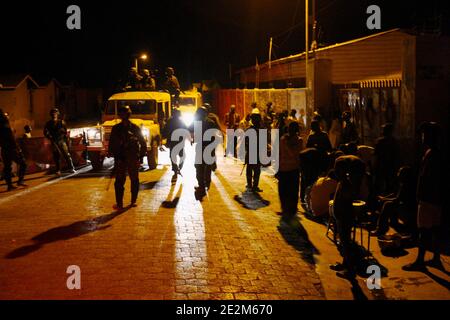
0, 0, 448, 89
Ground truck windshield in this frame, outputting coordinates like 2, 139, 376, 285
179, 97, 196, 106
106, 100, 157, 115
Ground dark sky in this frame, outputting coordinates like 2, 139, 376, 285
0, 0, 448, 88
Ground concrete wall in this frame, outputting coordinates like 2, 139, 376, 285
0, 83, 33, 136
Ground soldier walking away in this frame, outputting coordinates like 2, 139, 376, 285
44, 108, 76, 176
141, 69, 156, 91
224, 105, 241, 158
164, 67, 181, 105
108, 106, 147, 210
189, 106, 220, 200
0, 109, 27, 191
163, 108, 188, 182
245, 108, 263, 193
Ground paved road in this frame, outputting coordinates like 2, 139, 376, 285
0, 146, 448, 300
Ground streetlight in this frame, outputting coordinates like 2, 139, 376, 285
134, 53, 148, 73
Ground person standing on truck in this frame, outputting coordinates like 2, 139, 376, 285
0, 109, 27, 191
126, 67, 143, 91
44, 108, 76, 176
164, 67, 181, 104
108, 106, 147, 210
141, 69, 156, 91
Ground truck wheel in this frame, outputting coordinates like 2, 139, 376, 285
147, 139, 159, 170
88, 151, 104, 171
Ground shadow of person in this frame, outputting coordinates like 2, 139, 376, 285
5, 208, 129, 259
349, 278, 369, 300
422, 269, 450, 290
140, 181, 160, 191
277, 216, 320, 265
234, 191, 270, 210
162, 183, 183, 209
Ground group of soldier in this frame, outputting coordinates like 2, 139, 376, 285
0, 107, 76, 192
123, 66, 181, 102
107, 103, 221, 209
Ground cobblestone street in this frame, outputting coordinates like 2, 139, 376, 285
0, 146, 449, 300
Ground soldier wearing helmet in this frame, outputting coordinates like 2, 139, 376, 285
244, 107, 263, 192
162, 107, 188, 181
164, 67, 181, 104
44, 107, 76, 176
124, 67, 143, 91
108, 105, 147, 210
189, 105, 221, 200
141, 69, 156, 91
0, 108, 27, 191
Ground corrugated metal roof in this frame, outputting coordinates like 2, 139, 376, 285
239, 28, 403, 73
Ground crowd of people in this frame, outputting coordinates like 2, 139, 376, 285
218, 102, 446, 280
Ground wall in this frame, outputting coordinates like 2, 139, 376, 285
214, 88, 307, 124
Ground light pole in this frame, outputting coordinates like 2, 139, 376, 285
134, 53, 148, 73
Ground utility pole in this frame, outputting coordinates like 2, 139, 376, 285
312, 0, 317, 51
269, 37, 273, 88
305, 0, 310, 121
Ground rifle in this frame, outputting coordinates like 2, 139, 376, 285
106, 162, 116, 191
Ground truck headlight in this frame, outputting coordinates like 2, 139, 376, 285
87, 128, 101, 140
182, 113, 194, 126
141, 127, 150, 141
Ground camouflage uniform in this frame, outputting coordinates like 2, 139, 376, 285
44, 119, 75, 172
0, 120, 27, 188
108, 121, 147, 207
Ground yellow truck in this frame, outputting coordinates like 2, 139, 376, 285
86, 91, 171, 170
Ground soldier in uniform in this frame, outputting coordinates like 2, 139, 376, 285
124, 67, 142, 91
44, 108, 76, 176
108, 106, 147, 210
0, 109, 27, 191
224, 105, 241, 158
189, 106, 220, 199
164, 67, 181, 104
163, 108, 188, 181
244, 108, 263, 192
141, 69, 156, 91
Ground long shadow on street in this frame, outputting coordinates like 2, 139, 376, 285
277, 217, 320, 265
5, 208, 130, 259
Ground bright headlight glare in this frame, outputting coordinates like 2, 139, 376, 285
141, 128, 150, 140
87, 128, 100, 140
182, 113, 194, 126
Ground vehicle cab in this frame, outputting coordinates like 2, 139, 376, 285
86, 91, 171, 170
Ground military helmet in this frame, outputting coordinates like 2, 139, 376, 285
50, 108, 60, 116
118, 105, 132, 115
166, 67, 175, 75
194, 106, 208, 120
